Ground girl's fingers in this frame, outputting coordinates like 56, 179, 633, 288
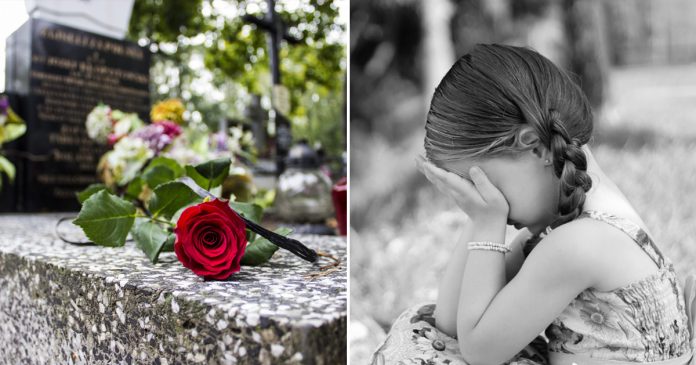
421, 164, 444, 191
422, 164, 453, 194
424, 162, 483, 206
426, 162, 477, 194
425, 169, 454, 198
422, 162, 452, 189
469, 166, 506, 205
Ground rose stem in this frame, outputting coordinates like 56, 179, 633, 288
178, 176, 318, 263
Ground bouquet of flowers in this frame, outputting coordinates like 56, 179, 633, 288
73, 99, 316, 280
0, 95, 26, 191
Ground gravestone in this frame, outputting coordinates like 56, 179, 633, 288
2, 18, 149, 212
0, 213, 347, 364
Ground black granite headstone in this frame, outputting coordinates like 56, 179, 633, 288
2, 18, 150, 212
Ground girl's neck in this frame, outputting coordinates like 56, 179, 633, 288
581, 145, 627, 212
528, 145, 641, 237
573, 145, 648, 231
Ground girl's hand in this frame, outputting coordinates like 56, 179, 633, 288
417, 156, 509, 232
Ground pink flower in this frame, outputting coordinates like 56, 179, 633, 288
107, 133, 121, 146
132, 121, 182, 153
155, 120, 182, 138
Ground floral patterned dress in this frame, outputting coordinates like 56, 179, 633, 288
370, 210, 696, 365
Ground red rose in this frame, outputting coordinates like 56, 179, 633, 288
174, 199, 247, 280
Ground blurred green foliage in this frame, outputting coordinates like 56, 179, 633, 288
127, 0, 346, 159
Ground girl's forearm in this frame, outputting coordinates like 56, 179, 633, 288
456, 226, 507, 354
435, 222, 527, 337
434, 220, 474, 337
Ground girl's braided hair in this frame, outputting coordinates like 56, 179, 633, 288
424, 44, 593, 229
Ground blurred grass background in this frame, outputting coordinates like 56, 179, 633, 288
349, 0, 696, 362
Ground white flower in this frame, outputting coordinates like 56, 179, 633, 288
229, 126, 243, 140
112, 113, 144, 138
85, 105, 112, 143
163, 136, 206, 166
106, 136, 154, 185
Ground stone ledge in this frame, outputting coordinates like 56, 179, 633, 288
0, 214, 346, 365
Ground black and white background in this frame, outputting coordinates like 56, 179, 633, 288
349, 0, 696, 362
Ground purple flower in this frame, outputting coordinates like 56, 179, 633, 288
0, 96, 9, 115
213, 131, 228, 152
132, 122, 181, 153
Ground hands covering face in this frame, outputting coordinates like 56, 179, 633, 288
417, 155, 510, 229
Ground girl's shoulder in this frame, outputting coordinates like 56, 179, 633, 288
514, 219, 609, 293
531, 218, 610, 263
531, 213, 661, 292
537, 209, 647, 253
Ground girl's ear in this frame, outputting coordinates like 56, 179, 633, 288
517, 127, 552, 164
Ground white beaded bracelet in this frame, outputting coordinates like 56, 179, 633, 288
467, 241, 510, 253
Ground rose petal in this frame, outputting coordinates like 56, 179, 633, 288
174, 199, 248, 280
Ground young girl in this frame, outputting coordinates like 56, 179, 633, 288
370, 44, 696, 365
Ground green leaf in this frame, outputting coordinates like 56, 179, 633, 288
76, 183, 106, 204
73, 190, 137, 247
148, 181, 201, 220
229, 201, 263, 223
229, 201, 263, 242
1, 123, 26, 144
185, 158, 230, 190
240, 227, 292, 266
142, 165, 175, 189
0, 107, 26, 144
184, 165, 208, 190
0, 155, 15, 182
132, 219, 172, 263
161, 234, 176, 252
125, 177, 144, 200
147, 156, 184, 177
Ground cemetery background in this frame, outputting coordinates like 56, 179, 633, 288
125, 0, 347, 179
130, 0, 346, 167
0, 0, 347, 210
349, 0, 696, 363
0, 0, 348, 363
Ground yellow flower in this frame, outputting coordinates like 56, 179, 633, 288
150, 99, 186, 125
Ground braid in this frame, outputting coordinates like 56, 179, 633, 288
546, 109, 593, 229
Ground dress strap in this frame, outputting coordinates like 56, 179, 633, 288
578, 210, 668, 269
